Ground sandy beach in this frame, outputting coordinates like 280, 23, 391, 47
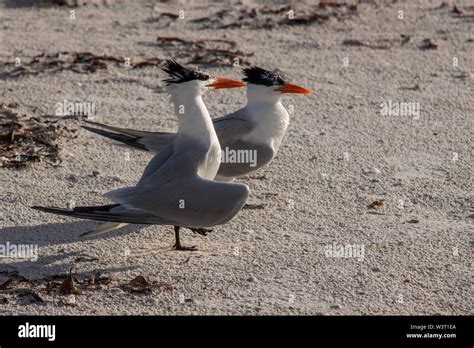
0, 0, 472, 315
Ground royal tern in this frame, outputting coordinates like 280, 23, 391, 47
82, 66, 311, 181
33, 60, 249, 251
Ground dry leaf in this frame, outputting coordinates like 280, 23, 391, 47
400, 34, 411, 45
420, 38, 438, 50
59, 267, 82, 295
453, 4, 463, 15
398, 84, 421, 91
129, 275, 150, 288
121, 275, 153, 294
368, 200, 384, 209
87, 272, 111, 286
0, 278, 14, 290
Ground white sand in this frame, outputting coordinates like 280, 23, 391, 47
0, 0, 472, 315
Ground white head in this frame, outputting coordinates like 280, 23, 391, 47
242, 66, 312, 104
161, 59, 246, 100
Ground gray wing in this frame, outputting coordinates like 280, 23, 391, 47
216, 141, 275, 179
136, 142, 175, 187
212, 110, 274, 179
135, 138, 210, 187
212, 110, 256, 148
82, 111, 254, 154
105, 173, 250, 228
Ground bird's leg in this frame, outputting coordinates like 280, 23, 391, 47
173, 226, 197, 251
188, 227, 213, 236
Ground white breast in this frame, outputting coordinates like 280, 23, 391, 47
245, 101, 289, 153
198, 139, 221, 180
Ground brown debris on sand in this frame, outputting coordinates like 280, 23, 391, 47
120, 275, 175, 295
342, 39, 392, 50
368, 200, 384, 209
155, 36, 254, 66
0, 51, 130, 78
0, 268, 175, 306
0, 103, 76, 169
420, 38, 438, 50
59, 267, 82, 295
186, 2, 359, 30
35, 0, 111, 6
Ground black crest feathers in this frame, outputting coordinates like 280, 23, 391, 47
161, 59, 210, 85
242, 66, 285, 86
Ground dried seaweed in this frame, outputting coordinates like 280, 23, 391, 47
156, 12, 179, 20
6, 39, 252, 69
120, 275, 175, 295
398, 84, 421, 91
35, 0, 110, 6
320, 0, 356, 8
0, 51, 126, 78
155, 36, 253, 66
132, 57, 163, 69
343, 39, 391, 49
438, 3, 474, 19
190, 8, 232, 24
0, 103, 75, 169
74, 256, 100, 263
243, 204, 266, 210
187, 3, 358, 30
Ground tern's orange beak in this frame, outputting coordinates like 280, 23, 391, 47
206, 77, 247, 89
275, 83, 312, 94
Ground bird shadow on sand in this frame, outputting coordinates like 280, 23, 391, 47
0, 220, 148, 248
0, 221, 152, 279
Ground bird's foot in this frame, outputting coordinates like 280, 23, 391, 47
189, 228, 213, 236
173, 243, 198, 251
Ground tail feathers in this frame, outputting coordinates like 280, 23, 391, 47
80, 222, 128, 238
81, 125, 148, 151
82, 121, 175, 153
31, 204, 163, 224
103, 186, 138, 205
83, 120, 155, 138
